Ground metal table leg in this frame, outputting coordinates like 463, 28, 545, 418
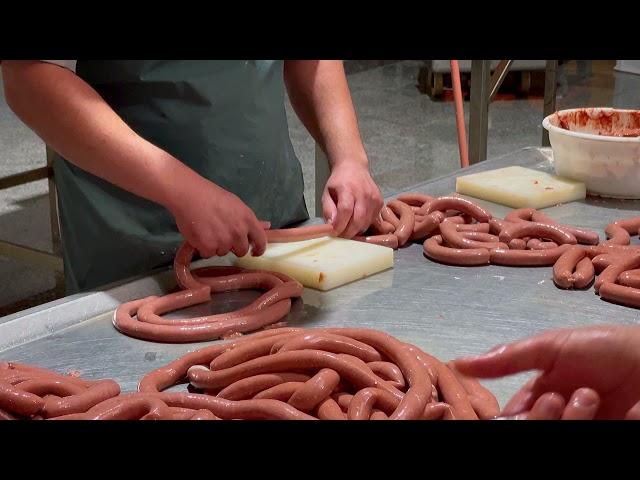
542, 60, 558, 147
468, 60, 491, 164
46, 147, 65, 295
468, 59, 557, 159
0, 146, 65, 303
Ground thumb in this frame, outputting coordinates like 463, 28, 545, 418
452, 330, 569, 378
322, 189, 337, 225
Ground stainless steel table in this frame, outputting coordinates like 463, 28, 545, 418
2, 147, 639, 408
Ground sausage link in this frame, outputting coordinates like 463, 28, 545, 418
457, 223, 491, 233
266, 224, 335, 243
387, 200, 415, 247
530, 211, 600, 245
553, 246, 594, 289
423, 235, 491, 266
396, 193, 434, 207
504, 208, 536, 223
613, 217, 640, 234
604, 224, 631, 246
595, 255, 640, 293
439, 220, 507, 250
527, 239, 559, 250
599, 282, 640, 309
380, 206, 401, 228
499, 222, 577, 245
618, 269, 640, 289
508, 239, 527, 250
353, 234, 399, 249
461, 231, 500, 242
490, 244, 572, 266
488, 218, 514, 234
422, 196, 492, 223
573, 257, 596, 289
411, 211, 444, 241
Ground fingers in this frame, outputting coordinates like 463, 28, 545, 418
332, 190, 355, 237
452, 330, 570, 378
525, 392, 566, 420
342, 200, 369, 239
195, 242, 215, 259
500, 389, 601, 420
501, 375, 541, 417
561, 388, 600, 420
231, 234, 250, 258
248, 218, 267, 257
322, 189, 338, 226
191, 215, 265, 259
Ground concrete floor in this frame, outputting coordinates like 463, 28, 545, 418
1, 59, 639, 314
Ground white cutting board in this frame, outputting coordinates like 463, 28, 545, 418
235, 237, 394, 291
456, 166, 586, 209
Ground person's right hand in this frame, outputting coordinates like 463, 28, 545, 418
496, 388, 601, 420
168, 177, 267, 258
452, 325, 640, 419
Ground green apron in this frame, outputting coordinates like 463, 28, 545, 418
52, 60, 308, 293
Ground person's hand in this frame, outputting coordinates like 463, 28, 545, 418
496, 388, 601, 420
168, 177, 267, 258
321, 161, 383, 239
496, 387, 640, 420
452, 325, 640, 419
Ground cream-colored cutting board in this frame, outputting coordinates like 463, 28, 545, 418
235, 237, 394, 291
456, 166, 586, 209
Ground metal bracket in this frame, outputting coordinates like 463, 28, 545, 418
0, 240, 64, 271
488, 60, 514, 102
542, 60, 558, 147
0, 167, 49, 190
468, 59, 558, 164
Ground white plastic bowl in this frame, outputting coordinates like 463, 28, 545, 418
542, 108, 640, 198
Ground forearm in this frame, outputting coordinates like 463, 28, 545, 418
284, 60, 368, 168
1, 61, 205, 212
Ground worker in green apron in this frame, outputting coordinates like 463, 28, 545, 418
2, 60, 383, 293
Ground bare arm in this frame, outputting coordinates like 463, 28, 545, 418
2, 61, 266, 257
284, 60, 367, 168
284, 60, 383, 238
2, 61, 196, 210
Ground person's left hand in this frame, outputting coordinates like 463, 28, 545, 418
321, 161, 383, 239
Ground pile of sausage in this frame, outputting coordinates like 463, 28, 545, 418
0, 328, 499, 420
355, 193, 597, 265
113, 225, 335, 343
0, 362, 120, 420
554, 217, 640, 308
357, 192, 640, 309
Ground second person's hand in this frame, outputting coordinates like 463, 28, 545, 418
452, 325, 640, 419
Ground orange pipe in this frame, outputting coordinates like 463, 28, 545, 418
450, 60, 469, 168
